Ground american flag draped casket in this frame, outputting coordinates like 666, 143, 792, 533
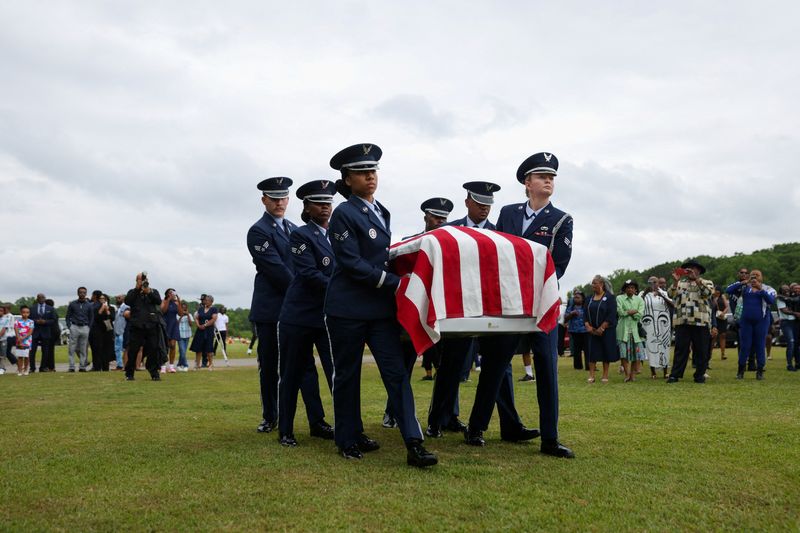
389, 226, 561, 355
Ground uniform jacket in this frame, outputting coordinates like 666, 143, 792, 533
447, 216, 496, 231
29, 303, 56, 339
279, 222, 336, 328
247, 212, 298, 323
324, 196, 400, 320
495, 201, 573, 279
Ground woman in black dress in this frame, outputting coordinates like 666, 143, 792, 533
584, 275, 618, 383
190, 295, 218, 370
90, 293, 116, 371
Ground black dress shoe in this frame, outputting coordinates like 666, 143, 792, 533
501, 426, 541, 442
421, 375, 433, 381
381, 412, 398, 429
666, 376, 679, 383
257, 420, 276, 433
78, 368, 87, 372
356, 433, 380, 453
425, 425, 443, 438
309, 421, 334, 440
693, 377, 706, 383
444, 418, 467, 433
151, 373, 161, 381
406, 440, 438, 467
279, 434, 298, 447
68, 369, 76, 373
464, 426, 485, 447
541, 440, 575, 459
756, 369, 765, 380
125, 375, 135, 381
340, 445, 363, 460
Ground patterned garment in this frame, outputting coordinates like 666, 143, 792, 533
14, 318, 35, 348
618, 337, 646, 362
668, 278, 714, 327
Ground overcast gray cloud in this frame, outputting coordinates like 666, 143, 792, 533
1, 1, 799, 307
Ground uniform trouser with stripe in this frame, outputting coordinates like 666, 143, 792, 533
326, 316, 423, 450
255, 322, 279, 423
428, 337, 472, 429
385, 340, 419, 419
278, 322, 334, 437
467, 334, 527, 434
498, 329, 560, 440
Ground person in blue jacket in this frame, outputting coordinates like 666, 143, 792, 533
276, 179, 338, 447
383, 197, 453, 430
490, 151, 575, 458
726, 269, 777, 380
324, 143, 437, 468
247, 177, 298, 434
584, 275, 619, 383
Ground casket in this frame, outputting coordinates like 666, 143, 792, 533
389, 226, 560, 354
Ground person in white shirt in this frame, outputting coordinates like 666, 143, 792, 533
214, 306, 229, 355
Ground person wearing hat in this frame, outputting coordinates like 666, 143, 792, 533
324, 143, 436, 467
667, 260, 715, 383
275, 180, 338, 447
449, 182, 499, 229
490, 151, 575, 458
616, 280, 645, 382
435, 181, 539, 446
247, 176, 298, 433
407, 198, 454, 382
381, 197, 455, 430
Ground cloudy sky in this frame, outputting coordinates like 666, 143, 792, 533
2, 1, 798, 308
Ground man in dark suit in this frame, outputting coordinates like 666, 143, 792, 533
29, 293, 56, 372
247, 177, 298, 434
493, 151, 574, 458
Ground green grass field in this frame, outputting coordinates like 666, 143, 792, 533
2, 348, 799, 531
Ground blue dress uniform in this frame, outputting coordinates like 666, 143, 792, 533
439, 183, 538, 444
493, 152, 575, 457
247, 177, 298, 433
324, 143, 436, 467
277, 180, 338, 445
384, 197, 454, 429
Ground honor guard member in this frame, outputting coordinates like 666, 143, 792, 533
494, 151, 575, 458
276, 180, 338, 447
436, 182, 539, 444
383, 197, 454, 429
248, 176, 298, 434
325, 143, 437, 467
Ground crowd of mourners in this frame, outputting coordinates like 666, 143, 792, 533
0, 288, 231, 376
546, 265, 800, 384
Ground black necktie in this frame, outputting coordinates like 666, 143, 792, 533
40, 304, 44, 316
283, 220, 291, 236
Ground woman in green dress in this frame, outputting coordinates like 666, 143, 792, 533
617, 280, 645, 382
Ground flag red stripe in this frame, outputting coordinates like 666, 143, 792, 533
431, 229, 464, 318
456, 227, 502, 316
